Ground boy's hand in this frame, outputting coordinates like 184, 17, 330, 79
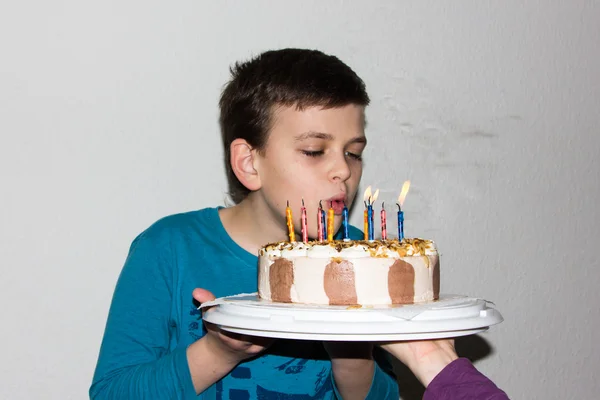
186, 288, 274, 394
379, 339, 458, 387
323, 341, 375, 400
193, 288, 274, 365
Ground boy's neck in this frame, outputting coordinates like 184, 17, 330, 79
218, 195, 286, 256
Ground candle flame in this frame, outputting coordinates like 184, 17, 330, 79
363, 186, 372, 203
371, 188, 380, 204
397, 180, 411, 207
362, 186, 380, 205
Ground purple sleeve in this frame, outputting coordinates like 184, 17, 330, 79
424, 358, 510, 400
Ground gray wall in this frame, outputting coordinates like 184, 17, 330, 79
1, 1, 599, 398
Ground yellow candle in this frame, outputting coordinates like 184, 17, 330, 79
286, 201, 296, 242
363, 209, 369, 240
327, 204, 334, 242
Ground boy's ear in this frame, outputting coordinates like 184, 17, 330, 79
230, 138, 262, 192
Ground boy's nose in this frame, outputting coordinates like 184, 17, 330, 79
328, 154, 352, 182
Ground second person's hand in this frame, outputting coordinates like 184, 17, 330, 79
379, 339, 458, 387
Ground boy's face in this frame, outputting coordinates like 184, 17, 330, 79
255, 104, 366, 239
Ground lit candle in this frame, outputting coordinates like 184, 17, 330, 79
327, 201, 334, 242
397, 204, 405, 241
286, 200, 296, 242
381, 202, 387, 240
368, 189, 380, 241
367, 201, 373, 240
363, 186, 372, 240
342, 202, 349, 240
396, 180, 411, 241
317, 201, 324, 241
301, 198, 308, 243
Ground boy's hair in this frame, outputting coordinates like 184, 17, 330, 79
219, 48, 370, 204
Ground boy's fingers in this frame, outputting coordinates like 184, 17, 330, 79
193, 288, 216, 304
220, 329, 275, 347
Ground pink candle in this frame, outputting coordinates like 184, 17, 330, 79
327, 202, 334, 242
381, 202, 387, 240
317, 202, 324, 241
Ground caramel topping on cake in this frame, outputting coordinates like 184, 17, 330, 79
259, 238, 437, 257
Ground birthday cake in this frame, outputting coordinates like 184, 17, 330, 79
258, 238, 439, 306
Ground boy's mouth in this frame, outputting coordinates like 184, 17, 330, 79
324, 196, 347, 215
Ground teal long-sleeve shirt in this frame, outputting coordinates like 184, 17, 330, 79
90, 207, 399, 399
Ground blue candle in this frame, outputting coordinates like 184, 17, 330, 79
397, 204, 405, 241
320, 201, 327, 240
396, 180, 410, 242
367, 202, 374, 240
342, 203, 349, 239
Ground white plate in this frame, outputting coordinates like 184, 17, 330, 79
201, 293, 503, 341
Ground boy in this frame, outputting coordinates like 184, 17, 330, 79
90, 48, 399, 399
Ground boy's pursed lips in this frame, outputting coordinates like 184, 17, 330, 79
323, 193, 347, 215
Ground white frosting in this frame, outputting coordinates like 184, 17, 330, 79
338, 245, 371, 258
353, 258, 393, 304
306, 245, 338, 258
281, 248, 308, 258
257, 256, 272, 300
410, 256, 437, 302
289, 260, 329, 303
266, 249, 281, 258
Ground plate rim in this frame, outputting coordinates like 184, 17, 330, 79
216, 325, 492, 341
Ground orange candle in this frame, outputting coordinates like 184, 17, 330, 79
286, 201, 296, 242
363, 206, 369, 240
301, 199, 308, 243
327, 202, 334, 242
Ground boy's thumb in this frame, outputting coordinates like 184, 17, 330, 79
193, 288, 216, 304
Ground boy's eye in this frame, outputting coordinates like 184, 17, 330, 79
301, 150, 324, 157
345, 151, 362, 161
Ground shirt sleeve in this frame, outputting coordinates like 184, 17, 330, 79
89, 229, 198, 399
424, 358, 510, 400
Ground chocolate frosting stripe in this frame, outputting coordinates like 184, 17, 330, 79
388, 259, 415, 304
431, 255, 440, 300
324, 260, 358, 305
269, 259, 294, 303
